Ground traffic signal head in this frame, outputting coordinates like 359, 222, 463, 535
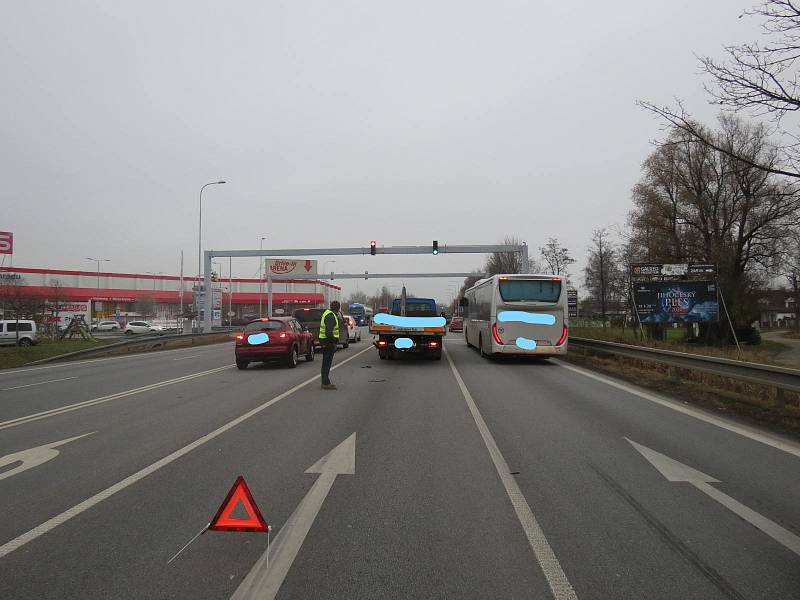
432, 240, 439, 255
370, 240, 377, 256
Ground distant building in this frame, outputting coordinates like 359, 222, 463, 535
756, 289, 797, 328
0, 265, 340, 325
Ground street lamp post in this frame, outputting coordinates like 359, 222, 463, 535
258, 236, 267, 317
145, 272, 163, 292
197, 180, 226, 327
86, 258, 110, 325
322, 260, 336, 305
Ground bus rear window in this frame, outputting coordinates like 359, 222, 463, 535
499, 280, 561, 303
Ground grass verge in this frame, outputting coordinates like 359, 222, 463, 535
0, 338, 114, 370
569, 326, 789, 366
563, 347, 800, 440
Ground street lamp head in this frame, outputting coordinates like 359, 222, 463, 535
217, 180, 226, 184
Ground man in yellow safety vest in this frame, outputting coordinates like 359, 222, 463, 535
319, 300, 340, 390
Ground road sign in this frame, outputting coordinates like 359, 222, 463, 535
567, 289, 578, 319
209, 476, 269, 532
265, 258, 317, 276
0, 231, 13, 254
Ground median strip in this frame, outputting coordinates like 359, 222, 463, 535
0, 365, 233, 431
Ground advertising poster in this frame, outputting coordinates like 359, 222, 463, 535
634, 281, 719, 323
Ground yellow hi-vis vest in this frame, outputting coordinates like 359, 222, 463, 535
319, 309, 340, 340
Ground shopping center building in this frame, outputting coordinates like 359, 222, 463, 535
0, 265, 341, 326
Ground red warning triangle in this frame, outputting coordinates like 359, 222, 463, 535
208, 476, 269, 532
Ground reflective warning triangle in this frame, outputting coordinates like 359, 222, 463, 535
208, 476, 269, 532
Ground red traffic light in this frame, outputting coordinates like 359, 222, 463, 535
370, 240, 377, 255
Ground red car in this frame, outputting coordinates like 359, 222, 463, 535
449, 316, 464, 332
235, 317, 314, 370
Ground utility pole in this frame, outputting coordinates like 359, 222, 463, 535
258, 236, 267, 317
86, 257, 110, 325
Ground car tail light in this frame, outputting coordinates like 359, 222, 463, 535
279, 332, 287, 338
235, 334, 244, 345
556, 324, 568, 346
492, 323, 503, 345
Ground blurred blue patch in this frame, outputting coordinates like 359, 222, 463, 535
247, 332, 269, 345
498, 311, 556, 326
394, 337, 413, 349
515, 337, 537, 350
374, 313, 447, 328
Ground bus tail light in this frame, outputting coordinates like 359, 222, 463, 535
556, 324, 568, 346
492, 323, 503, 345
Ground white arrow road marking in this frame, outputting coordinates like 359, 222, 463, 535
0, 432, 95, 482
231, 433, 356, 600
1, 377, 77, 392
628, 439, 800, 556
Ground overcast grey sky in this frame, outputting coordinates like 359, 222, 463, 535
1, 1, 761, 300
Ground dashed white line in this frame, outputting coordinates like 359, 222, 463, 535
173, 355, 200, 361
1, 377, 77, 392
0, 366, 232, 431
444, 347, 578, 600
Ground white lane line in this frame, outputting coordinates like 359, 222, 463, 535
0, 366, 233, 431
173, 355, 200, 361
1, 377, 77, 392
0, 345, 373, 559
555, 361, 800, 459
0, 342, 232, 377
444, 348, 578, 600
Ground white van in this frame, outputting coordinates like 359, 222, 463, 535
0, 320, 39, 346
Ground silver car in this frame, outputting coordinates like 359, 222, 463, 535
0, 320, 38, 346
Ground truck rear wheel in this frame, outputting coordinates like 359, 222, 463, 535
430, 349, 442, 360
378, 347, 388, 360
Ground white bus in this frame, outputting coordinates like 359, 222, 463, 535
462, 273, 568, 357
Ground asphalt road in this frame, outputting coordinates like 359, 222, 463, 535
0, 329, 798, 599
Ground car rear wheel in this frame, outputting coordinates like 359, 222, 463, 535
286, 346, 298, 368
125, 330, 133, 335
236, 359, 249, 370
479, 334, 488, 358
305, 344, 315, 362
18, 338, 32, 347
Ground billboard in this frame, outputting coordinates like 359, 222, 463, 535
0, 231, 12, 254
265, 259, 317, 276
631, 263, 717, 281
633, 281, 719, 323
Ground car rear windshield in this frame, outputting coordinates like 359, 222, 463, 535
293, 309, 325, 322
244, 320, 286, 332
499, 279, 561, 303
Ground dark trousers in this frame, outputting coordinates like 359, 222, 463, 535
321, 341, 336, 385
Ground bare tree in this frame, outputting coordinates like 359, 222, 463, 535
784, 229, 800, 331
639, 1, 800, 178
484, 236, 525, 275
583, 229, 624, 328
539, 237, 575, 277
0, 277, 44, 343
629, 118, 800, 328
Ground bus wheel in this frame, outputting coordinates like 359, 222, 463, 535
464, 325, 472, 347
479, 335, 488, 359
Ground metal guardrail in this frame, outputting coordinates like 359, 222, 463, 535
28, 331, 235, 365
569, 337, 800, 408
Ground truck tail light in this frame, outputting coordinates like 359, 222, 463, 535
556, 324, 568, 346
428, 341, 439, 347
377, 340, 387, 347
492, 323, 503, 345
